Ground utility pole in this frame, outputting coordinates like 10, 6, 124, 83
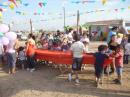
77, 10, 80, 34
30, 19, 32, 33
63, 7, 66, 33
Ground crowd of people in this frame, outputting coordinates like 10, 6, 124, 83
0, 26, 130, 87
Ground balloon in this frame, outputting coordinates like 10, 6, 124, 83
5, 31, 17, 40
39, 2, 42, 7
102, 0, 107, 5
0, 8, 3, 12
0, 24, 9, 33
0, 32, 4, 37
2, 37, 9, 45
0, 12, 2, 18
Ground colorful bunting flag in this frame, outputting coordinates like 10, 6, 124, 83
38, 9, 42, 14
121, 8, 125, 11
115, 9, 118, 12
82, 0, 95, 4
16, 0, 22, 4
102, 0, 107, 5
122, 0, 126, 2
0, 3, 8, 7
23, 3, 29, 6
8, 0, 17, 7
16, 11, 21, 14
39, 2, 47, 7
9, 3, 15, 10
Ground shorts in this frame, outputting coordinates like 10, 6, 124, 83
72, 57, 83, 71
116, 66, 123, 76
7, 52, 16, 68
94, 65, 103, 78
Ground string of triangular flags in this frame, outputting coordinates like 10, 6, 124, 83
0, 0, 127, 18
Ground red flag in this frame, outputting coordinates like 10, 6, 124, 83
8, 0, 17, 7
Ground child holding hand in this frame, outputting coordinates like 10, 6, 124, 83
94, 45, 109, 87
114, 45, 123, 84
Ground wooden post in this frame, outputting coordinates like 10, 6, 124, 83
63, 7, 66, 33
8, 24, 11, 32
77, 10, 80, 34
30, 19, 32, 33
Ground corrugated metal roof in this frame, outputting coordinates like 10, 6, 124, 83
86, 19, 130, 26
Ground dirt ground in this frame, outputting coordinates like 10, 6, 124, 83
0, 42, 130, 97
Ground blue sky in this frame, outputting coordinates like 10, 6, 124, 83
0, 0, 130, 31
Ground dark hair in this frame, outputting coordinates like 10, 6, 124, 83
32, 35, 36, 40
98, 45, 108, 52
69, 28, 73, 32
18, 46, 24, 52
128, 38, 130, 43
28, 33, 33, 38
111, 26, 118, 31
108, 34, 116, 46
73, 34, 80, 41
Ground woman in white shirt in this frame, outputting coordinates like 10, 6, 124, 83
6, 39, 17, 74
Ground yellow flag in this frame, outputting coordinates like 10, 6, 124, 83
128, 6, 130, 9
102, 0, 107, 5
9, 3, 15, 10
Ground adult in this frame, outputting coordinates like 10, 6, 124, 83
80, 32, 90, 43
107, 26, 118, 43
108, 35, 118, 52
69, 34, 85, 83
106, 35, 118, 74
6, 39, 18, 74
25, 33, 36, 72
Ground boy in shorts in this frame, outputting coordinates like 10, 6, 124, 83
94, 45, 109, 87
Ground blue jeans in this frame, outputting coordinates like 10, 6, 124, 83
6, 52, 16, 68
116, 67, 123, 76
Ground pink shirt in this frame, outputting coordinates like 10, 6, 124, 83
115, 51, 123, 67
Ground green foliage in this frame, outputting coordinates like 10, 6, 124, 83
81, 23, 91, 29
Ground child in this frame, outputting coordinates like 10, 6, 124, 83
124, 38, 130, 64
18, 46, 26, 70
42, 39, 48, 50
94, 45, 109, 87
114, 45, 123, 84
61, 38, 69, 51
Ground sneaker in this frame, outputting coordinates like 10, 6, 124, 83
75, 78, 79, 84
30, 68, 35, 72
68, 73, 72, 82
113, 79, 119, 83
117, 80, 122, 85
27, 68, 30, 71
